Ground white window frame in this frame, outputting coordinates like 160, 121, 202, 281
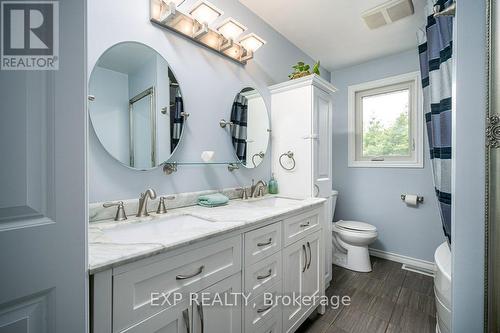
348, 71, 423, 168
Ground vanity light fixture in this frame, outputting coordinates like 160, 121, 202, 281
189, 0, 223, 25
239, 33, 266, 53
158, 0, 186, 23
150, 0, 265, 64
217, 17, 247, 40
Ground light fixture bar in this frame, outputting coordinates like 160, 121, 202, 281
219, 38, 233, 51
240, 49, 254, 62
150, 0, 264, 65
192, 21, 209, 39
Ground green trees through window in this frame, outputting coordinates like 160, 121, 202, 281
361, 90, 410, 157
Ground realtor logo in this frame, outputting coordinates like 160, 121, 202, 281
1, 1, 59, 70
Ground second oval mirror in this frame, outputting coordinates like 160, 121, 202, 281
89, 42, 186, 170
228, 87, 270, 168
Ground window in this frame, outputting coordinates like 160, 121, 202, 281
348, 72, 423, 168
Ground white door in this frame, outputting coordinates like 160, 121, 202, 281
282, 241, 307, 333
0, 1, 87, 332
192, 274, 242, 333
312, 87, 333, 198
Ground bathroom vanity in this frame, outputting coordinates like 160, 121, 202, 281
89, 196, 326, 333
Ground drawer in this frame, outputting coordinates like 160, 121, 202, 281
244, 222, 282, 265
283, 210, 320, 246
244, 250, 282, 296
120, 301, 190, 333
113, 235, 242, 332
244, 280, 282, 332
254, 313, 283, 333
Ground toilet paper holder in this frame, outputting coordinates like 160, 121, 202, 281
401, 194, 424, 203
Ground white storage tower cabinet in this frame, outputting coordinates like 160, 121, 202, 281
269, 74, 336, 285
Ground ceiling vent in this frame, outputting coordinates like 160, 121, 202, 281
362, 0, 414, 30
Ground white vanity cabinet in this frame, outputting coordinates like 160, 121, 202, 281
121, 274, 241, 333
282, 230, 323, 333
90, 205, 324, 333
270, 75, 336, 286
192, 274, 242, 333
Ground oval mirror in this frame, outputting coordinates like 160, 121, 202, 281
89, 42, 185, 170
229, 87, 270, 168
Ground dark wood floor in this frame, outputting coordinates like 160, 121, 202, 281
298, 257, 436, 333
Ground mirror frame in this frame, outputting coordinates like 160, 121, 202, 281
88, 41, 187, 171
229, 86, 270, 169
486, 0, 500, 330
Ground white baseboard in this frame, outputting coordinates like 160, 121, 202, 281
369, 248, 436, 277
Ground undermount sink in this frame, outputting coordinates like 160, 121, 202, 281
240, 196, 303, 208
102, 214, 223, 244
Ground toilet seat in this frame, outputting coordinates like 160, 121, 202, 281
335, 220, 377, 233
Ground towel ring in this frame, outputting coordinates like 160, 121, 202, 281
279, 151, 296, 171
252, 151, 265, 167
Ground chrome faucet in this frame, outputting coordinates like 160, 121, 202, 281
251, 180, 267, 198
137, 188, 157, 217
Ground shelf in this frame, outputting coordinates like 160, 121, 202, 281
162, 161, 242, 174
165, 161, 241, 165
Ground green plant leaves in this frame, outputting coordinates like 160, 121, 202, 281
289, 60, 320, 80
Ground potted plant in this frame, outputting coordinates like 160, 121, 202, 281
288, 60, 320, 80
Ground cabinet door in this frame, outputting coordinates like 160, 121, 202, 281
302, 230, 323, 309
312, 87, 333, 198
282, 240, 308, 333
192, 274, 242, 333
122, 301, 190, 333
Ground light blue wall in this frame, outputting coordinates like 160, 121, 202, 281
451, 0, 486, 331
331, 49, 445, 262
88, 0, 329, 203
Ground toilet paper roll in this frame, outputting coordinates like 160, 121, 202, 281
404, 194, 418, 207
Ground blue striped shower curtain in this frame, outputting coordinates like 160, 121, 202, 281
230, 93, 248, 163
418, 0, 453, 243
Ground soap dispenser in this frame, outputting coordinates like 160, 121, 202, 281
268, 173, 278, 194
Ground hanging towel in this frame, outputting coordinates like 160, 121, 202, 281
197, 193, 229, 207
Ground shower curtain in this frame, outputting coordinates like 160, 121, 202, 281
170, 89, 184, 152
230, 93, 248, 163
418, 0, 454, 243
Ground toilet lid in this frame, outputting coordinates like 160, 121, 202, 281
336, 220, 377, 232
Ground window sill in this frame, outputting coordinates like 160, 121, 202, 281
348, 160, 424, 169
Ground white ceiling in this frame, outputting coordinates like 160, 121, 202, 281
239, 0, 425, 71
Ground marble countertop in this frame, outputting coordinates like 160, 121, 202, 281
88, 196, 326, 274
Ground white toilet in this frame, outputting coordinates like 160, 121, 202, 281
332, 220, 378, 272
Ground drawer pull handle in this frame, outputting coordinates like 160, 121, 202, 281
197, 303, 204, 333
257, 238, 272, 247
176, 265, 204, 280
182, 308, 190, 333
306, 241, 312, 269
300, 221, 310, 227
302, 244, 307, 272
257, 304, 273, 313
257, 269, 273, 280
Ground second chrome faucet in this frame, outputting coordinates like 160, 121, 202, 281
137, 188, 157, 217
